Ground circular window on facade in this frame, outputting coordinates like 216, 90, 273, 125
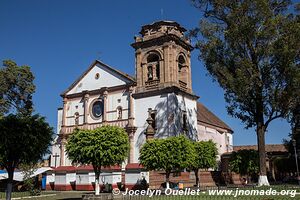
91, 100, 104, 119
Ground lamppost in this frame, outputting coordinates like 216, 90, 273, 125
292, 139, 300, 185
52, 153, 60, 168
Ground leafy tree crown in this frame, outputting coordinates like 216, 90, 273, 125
139, 135, 195, 172
190, 0, 300, 129
0, 60, 35, 117
66, 125, 129, 167
229, 149, 259, 176
0, 114, 53, 169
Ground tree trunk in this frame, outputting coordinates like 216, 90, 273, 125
165, 171, 170, 189
257, 123, 269, 186
6, 167, 14, 200
93, 165, 101, 195
95, 172, 100, 195
195, 169, 200, 187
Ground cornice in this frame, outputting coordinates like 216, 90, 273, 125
61, 83, 136, 99
131, 34, 193, 51
132, 86, 199, 100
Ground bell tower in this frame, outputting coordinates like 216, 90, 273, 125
131, 21, 194, 95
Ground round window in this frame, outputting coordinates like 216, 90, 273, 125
92, 101, 103, 118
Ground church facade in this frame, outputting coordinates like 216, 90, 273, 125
49, 21, 233, 190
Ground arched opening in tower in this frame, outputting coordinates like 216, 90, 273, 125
146, 53, 160, 81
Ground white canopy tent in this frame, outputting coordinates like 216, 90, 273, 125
0, 167, 53, 182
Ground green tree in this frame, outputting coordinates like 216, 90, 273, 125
274, 157, 297, 174
0, 114, 53, 200
191, 140, 218, 187
139, 136, 194, 189
0, 60, 35, 117
229, 150, 259, 182
19, 163, 39, 195
190, 0, 300, 185
66, 126, 129, 195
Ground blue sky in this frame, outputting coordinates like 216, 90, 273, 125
0, 0, 291, 145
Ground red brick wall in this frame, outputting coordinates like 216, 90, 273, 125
222, 172, 242, 185
76, 184, 95, 191
149, 171, 195, 189
46, 183, 54, 190
148, 171, 227, 189
54, 184, 73, 191
198, 171, 225, 187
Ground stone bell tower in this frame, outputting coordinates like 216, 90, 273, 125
131, 21, 194, 95
131, 21, 198, 162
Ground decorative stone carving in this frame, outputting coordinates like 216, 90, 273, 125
145, 108, 155, 140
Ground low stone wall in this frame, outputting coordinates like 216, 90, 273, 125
149, 171, 228, 189
222, 172, 242, 185
198, 171, 224, 187
82, 194, 124, 200
149, 171, 194, 189
47, 165, 244, 191
82, 194, 112, 200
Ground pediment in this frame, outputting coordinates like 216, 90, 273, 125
62, 60, 135, 96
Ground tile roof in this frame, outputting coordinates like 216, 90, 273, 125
197, 102, 233, 132
54, 166, 76, 172
233, 144, 287, 153
126, 163, 144, 170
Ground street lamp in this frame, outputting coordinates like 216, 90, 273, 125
292, 139, 300, 185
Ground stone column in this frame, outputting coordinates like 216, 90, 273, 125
136, 49, 142, 88
163, 44, 169, 84
128, 86, 135, 125
126, 86, 137, 163
143, 64, 148, 85
84, 92, 89, 124
170, 43, 176, 85
187, 52, 192, 91
103, 90, 108, 123
159, 58, 164, 83
60, 137, 66, 166
62, 97, 68, 127
59, 97, 68, 166
127, 130, 136, 163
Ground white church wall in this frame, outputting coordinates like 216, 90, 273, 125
89, 172, 95, 184
225, 132, 233, 152
46, 172, 55, 184
107, 90, 129, 121
65, 97, 84, 126
112, 172, 122, 184
133, 93, 198, 163
197, 124, 232, 156
125, 171, 149, 187
87, 95, 103, 124
76, 173, 89, 185
100, 173, 113, 184
67, 63, 129, 95
50, 143, 60, 167
66, 172, 76, 183
64, 150, 72, 166
177, 94, 198, 140
134, 94, 168, 163
57, 108, 63, 134
55, 173, 66, 185
51, 109, 63, 167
